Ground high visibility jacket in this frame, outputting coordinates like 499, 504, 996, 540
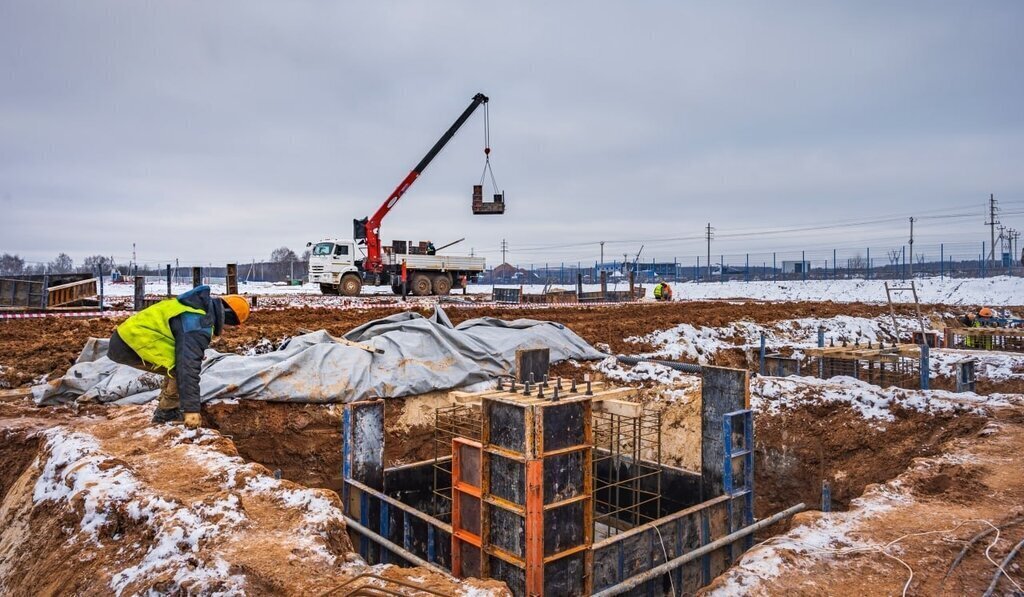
116, 298, 207, 370
654, 283, 665, 299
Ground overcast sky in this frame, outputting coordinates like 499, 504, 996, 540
2, 2, 1023, 267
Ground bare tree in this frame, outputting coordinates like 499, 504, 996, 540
48, 253, 74, 273
80, 254, 112, 274
270, 247, 298, 262
847, 253, 866, 270
0, 253, 25, 275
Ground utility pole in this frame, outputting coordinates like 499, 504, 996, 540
908, 217, 915, 278
986, 193, 999, 264
705, 223, 714, 281
599, 241, 605, 269
500, 239, 508, 265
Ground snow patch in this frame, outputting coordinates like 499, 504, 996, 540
752, 375, 999, 424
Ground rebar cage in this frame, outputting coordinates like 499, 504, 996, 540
592, 406, 662, 539
431, 396, 663, 539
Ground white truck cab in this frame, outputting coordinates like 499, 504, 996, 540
307, 238, 363, 295
307, 237, 486, 296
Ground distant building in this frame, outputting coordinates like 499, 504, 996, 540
781, 260, 811, 274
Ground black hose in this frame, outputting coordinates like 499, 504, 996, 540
945, 517, 1024, 580
983, 536, 1024, 597
616, 355, 702, 374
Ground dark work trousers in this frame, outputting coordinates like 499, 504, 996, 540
109, 330, 179, 409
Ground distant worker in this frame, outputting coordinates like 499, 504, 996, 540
107, 285, 250, 428
653, 281, 673, 301
426, 241, 436, 255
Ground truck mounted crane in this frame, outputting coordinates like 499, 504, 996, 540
308, 93, 495, 296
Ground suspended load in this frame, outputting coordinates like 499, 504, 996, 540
472, 100, 506, 215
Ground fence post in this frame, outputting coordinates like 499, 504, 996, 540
919, 342, 930, 390
759, 332, 766, 375
134, 275, 145, 312
97, 265, 105, 312
745, 254, 749, 282
773, 253, 776, 282
833, 248, 837, 280
720, 254, 724, 283
165, 264, 172, 296
867, 247, 871, 279
982, 242, 986, 278
802, 250, 806, 281
817, 326, 825, 378
940, 244, 944, 279
696, 256, 700, 282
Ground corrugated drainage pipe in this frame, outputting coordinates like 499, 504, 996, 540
591, 502, 807, 597
616, 355, 703, 374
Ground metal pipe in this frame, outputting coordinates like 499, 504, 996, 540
342, 515, 453, 579
591, 503, 807, 597
616, 355, 702, 374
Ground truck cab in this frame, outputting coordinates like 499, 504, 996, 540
307, 238, 363, 295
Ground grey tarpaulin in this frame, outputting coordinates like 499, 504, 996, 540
32, 306, 605, 406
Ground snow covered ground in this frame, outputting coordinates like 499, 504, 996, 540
102, 275, 1024, 306
668, 275, 1024, 306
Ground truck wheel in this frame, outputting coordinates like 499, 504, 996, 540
410, 273, 432, 296
319, 284, 339, 295
340, 275, 362, 297
432, 273, 452, 295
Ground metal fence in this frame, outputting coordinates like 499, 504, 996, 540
487, 241, 1024, 285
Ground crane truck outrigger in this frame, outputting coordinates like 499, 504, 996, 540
308, 93, 494, 296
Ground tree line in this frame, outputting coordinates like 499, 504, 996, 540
0, 247, 312, 282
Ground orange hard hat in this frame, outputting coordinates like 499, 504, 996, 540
221, 295, 250, 325
978, 307, 994, 318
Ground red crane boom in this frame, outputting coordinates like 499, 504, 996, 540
354, 93, 489, 274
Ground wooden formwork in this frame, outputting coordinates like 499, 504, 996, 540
804, 344, 923, 389
0, 276, 98, 310
944, 326, 1024, 352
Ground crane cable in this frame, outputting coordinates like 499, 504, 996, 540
479, 102, 500, 192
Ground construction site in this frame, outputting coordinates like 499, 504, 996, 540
4, 4, 1024, 596
3, 281, 1024, 596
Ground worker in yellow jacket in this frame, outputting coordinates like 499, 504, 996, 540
108, 285, 250, 428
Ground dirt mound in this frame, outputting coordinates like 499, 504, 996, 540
205, 401, 346, 493
906, 461, 990, 504
0, 405, 506, 596
754, 401, 987, 519
0, 300, 910, 389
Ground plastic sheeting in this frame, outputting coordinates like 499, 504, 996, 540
32, 306, 605, 406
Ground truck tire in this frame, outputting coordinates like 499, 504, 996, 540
410, 273, 432, 296
319, 283, 339, 295
340, 274, 362, 297
431, 273, 452, 295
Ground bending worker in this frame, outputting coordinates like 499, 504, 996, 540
653, 281, 673, 301
107, 285, 249, 428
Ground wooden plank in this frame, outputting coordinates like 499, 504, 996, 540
592, 397, 643, 418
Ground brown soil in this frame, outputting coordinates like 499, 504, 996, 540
754, 401, 987, 518
706, 407, 1024, 597
0, 398, 507, 596
0, 300, 911, 389
204, 401, 346, 493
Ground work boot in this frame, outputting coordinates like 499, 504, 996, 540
157, 376, 180, 411
152, 407, 184, 424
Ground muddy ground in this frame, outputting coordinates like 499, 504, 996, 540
0, 300, 918, 388
1, 298, 1020, 594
